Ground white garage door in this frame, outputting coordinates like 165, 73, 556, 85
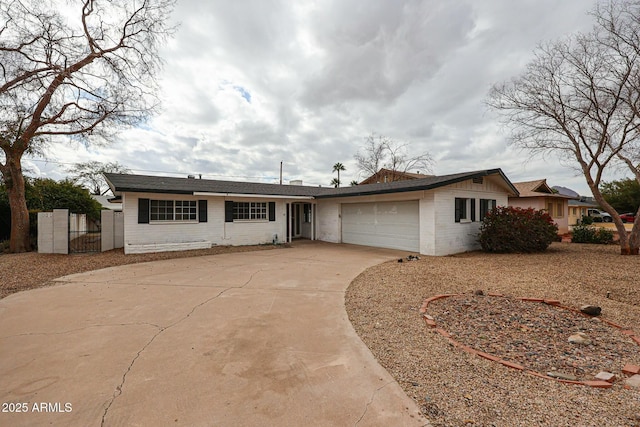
341, 201, 420, 252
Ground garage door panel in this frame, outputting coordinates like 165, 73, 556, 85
341, 201, 419, 252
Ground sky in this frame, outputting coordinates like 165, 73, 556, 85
23, 0, 621, 196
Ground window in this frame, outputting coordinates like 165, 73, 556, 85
150, 200, 174, 221
455, 198, 467, 223
176, 200, 198, 220
479, 199, 497, 221
150, 200, 197, 221
546, 201, 564, 218
303, 204, 312, 223
233, 202, 267, 220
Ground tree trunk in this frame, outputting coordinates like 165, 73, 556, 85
1, 150, 31, 252
586, 180, 639, 256
613, 219, 631, 254
625, 220, 640, 255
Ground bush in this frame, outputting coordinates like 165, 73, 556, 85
478, 206, 559, 253
571, 225, 614, 244
579, 215, 594, 225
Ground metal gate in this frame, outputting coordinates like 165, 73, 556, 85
68, 213, 101, 253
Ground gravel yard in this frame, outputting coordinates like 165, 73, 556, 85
346, 242, 640, 427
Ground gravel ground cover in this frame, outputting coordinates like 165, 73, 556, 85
346, 242, 640, 427
427, 294, 638, 381
0, 244, 285, 299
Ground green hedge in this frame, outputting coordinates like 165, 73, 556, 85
478, 206, 559, 253
571, 225, 614, 244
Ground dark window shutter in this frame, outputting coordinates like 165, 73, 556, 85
454, 198, 462, 223
268, 202, 276, 221
198, 200, 208, 223
138, 198, 150, 224
225, 201, 234, 222
471, 199, 476, 222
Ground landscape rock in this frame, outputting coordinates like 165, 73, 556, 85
622, 364, 640, 376
580, 305, 602, 316
568, 332, 591, 345
624, 374, 640, 389
547, 371, 578, 381
594, 371, 616, 383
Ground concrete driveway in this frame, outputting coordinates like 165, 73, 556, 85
0, 242, 427, 426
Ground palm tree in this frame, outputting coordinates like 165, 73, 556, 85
332, 162, 346, 188
330, 177, 340, 188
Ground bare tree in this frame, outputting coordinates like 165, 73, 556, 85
488, 0, 640, 255
66, 161, 130, 195
0, 0, 175, 252
354, 133, 433, 182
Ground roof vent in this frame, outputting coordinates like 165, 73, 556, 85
187, 175, 195, 179
472, 177, 483, 184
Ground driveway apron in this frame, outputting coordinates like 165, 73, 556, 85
0, 242, 427, 426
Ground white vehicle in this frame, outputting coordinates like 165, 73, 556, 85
587, 208, 613, 222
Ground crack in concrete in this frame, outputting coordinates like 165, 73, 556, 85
354, 380, 394, 427
100, 270, 263, 425
0, 322, 162, 340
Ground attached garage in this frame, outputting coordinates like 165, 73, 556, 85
341, 201, 420, 252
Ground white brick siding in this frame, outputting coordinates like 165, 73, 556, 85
430, 179, 510, 256
122, 193, 286, 254
316, 200, 341, 243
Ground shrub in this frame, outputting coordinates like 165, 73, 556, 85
579, 215, 594, 225
571, 225, 614, 244
478, 206, 559, 253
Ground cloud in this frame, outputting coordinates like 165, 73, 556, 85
35, 0, 613, 195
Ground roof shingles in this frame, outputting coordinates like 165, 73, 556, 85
104, 169, 518, 199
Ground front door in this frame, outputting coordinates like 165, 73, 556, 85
286, 203, 303, 241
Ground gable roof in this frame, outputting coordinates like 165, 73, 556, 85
512, 179, 575, 199
104, 168, 519, 199
318, 169, 518, 198
359, 168, 432, 184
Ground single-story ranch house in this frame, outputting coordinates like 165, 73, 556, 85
104, 169, 519, 256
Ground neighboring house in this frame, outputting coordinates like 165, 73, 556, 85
568, 197, 600, 225
104, 169, 518, 256
91, 194, 123, 211
508, 179, 574, 234
359, 168, 432, 184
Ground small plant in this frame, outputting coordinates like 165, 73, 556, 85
571, 225, 614, 244
478, 206, 559, 253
